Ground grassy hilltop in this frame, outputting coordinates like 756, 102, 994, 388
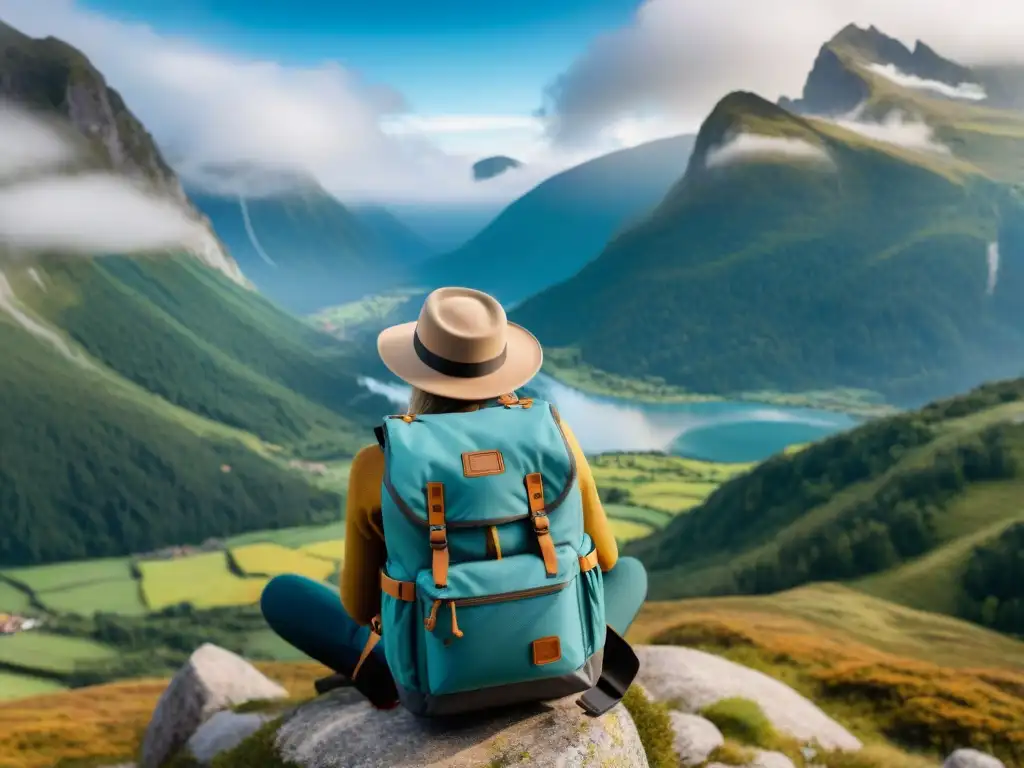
628, 376, 1024, 639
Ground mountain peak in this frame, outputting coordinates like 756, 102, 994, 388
781, 23, 980, 116
688, 91, 812, 174
472, 155, 522, 181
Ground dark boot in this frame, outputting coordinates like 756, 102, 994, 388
351, 649, 400, 710
314, 673, 353, 695
313, 650, 399, 709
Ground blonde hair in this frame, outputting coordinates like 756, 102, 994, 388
408, 387, 496, 415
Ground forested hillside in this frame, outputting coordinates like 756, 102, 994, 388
513, 25, 1024, 406
0, 312, 344, 566
628, 377, 1024, 635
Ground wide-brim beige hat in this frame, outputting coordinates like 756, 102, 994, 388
377, 286, 543, 401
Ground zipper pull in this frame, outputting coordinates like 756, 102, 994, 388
449, 601, 464, 639
425, 599, 441, 632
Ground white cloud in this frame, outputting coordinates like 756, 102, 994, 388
830, 105, 952, 154
0, 173, 209, 255
865, 63, 987, 101
382, 115, 544, 135
0, 0, 593, 204
600, 115, 692, 149
0, 102, 78, 178
704, 133, 833, 169
542, 0, 1024, 147
0, 100, 217, 261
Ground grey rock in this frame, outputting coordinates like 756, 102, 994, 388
138, 643, 288, 768
274, 690, 649, 768
706, 752, 796, 768
187, 710, 273, 765
749, 751, 797, 768
635, 646, 861, 751
668, 711, 724, 766
944, 749, 1006, 768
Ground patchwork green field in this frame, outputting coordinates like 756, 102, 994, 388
35, 580, 148, 617
299, 539, 346, 561
230, 543, 337, 581
0, 450, 753, 702
137, 553, 268, 611
2, 558, 133, 594
0, 671, 67, 702
591, 452, 754, 514
0, 582, 31, 615
0, 632, 118, 677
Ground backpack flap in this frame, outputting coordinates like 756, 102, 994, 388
379, 401, 583, 577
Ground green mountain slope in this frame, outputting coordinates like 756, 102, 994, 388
0, 310, 344, 566
188, 170, 416, 314
512, 79, 1024, 403
7, 258, 388, 459
414, 134, 695, 306
626, 376, 1024, 636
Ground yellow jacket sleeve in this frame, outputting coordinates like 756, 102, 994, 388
340, 445, 386, 626
560, 422, 619, 572
339, 417, 620, 625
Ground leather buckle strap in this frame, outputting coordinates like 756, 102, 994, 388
532, 512, 551, 535
380, 572, 416, 602
426, 482, 449, 588
524, 473, 558, 577
352, 613, 383, 681
579, 549, 599, 573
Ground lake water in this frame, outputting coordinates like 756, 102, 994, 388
359, 373, 860, 464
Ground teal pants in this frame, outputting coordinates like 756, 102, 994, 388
260, 556, 648, 679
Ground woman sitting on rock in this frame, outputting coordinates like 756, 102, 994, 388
260, 287, 648, 715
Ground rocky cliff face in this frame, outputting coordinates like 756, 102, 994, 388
0, 21, 247, 285
779, 24, 982, 117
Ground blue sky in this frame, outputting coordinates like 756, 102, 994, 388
77, 0, 642, 116
1, 0, 1017, 203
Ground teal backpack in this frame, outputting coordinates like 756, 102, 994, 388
374, 396, 607, 716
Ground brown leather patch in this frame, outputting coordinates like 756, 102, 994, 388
462, 450, 505, 478
532, 636, 562, 666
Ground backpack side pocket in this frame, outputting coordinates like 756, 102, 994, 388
381, 567, 421, 693
579, 541, 606, 658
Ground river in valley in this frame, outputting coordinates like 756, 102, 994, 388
359, 373, 860, 464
